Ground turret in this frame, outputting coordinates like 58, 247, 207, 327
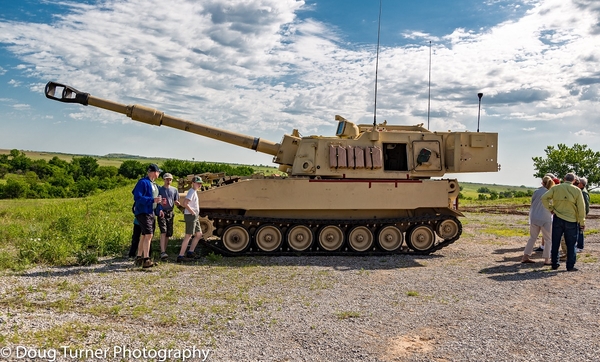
45, 81, 499, 180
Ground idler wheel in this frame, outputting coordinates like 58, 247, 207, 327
255, 224, 283, 252
348, 226, 374, 252
222, 225, 250, 253
377, 225, 403, 251
287, 225, 313, 252
406, 225, 435, 252
318, 225, 344, 251
436, 218, 460, 240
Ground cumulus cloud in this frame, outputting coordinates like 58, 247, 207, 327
0, 0, 599, 187
573, 129, 597, 136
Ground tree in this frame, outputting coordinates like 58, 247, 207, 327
118, 160, 146, 179
532, 144, 600, 190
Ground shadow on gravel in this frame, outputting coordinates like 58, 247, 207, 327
479, 263, 557, 281
18, 253, 443, 277
174, 253, 443, 271
18, 258, 136, 278
492, 247, 524, 255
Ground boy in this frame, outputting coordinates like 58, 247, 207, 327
178, 176, 203, 262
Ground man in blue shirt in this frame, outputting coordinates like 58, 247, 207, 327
132, 164, 164, 268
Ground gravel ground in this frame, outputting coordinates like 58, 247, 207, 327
0, 211, 599, 362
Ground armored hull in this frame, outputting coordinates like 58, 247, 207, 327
197, 177, 462, 254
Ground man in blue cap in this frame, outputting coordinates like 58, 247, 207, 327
132, 163, 164, 268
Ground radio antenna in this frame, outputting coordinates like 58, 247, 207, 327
477, 92, 483, 132
427, 40, 432, 129
373, 0, 382, 128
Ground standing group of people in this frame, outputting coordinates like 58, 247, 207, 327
130, 164, 204, 268
522, 172, 589, 272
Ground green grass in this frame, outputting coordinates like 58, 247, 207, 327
0, 183, 189, 270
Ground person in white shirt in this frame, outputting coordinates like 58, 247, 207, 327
177, 176, 203, 262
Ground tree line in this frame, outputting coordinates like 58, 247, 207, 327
0, 150, 254, 199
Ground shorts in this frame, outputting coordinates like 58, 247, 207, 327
135, 213, 156, 235
158, 209, 174, 237
184, 213, 202, 235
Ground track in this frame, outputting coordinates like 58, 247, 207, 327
198, 213, 462, 256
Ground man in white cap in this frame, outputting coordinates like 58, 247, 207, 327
158, 172, 180, 260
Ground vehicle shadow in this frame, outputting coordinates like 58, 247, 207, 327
18, 251, 445, 278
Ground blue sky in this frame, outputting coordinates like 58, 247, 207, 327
1, 0, 599, 187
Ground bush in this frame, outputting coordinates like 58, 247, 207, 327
3, 178, 30, 199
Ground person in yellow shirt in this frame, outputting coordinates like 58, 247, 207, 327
541, 172, 586, 271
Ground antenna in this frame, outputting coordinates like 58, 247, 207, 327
427, 40, 432, 129
373, 0, 382, 128
477, 92, 483, 132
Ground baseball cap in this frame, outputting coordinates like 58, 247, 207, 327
147, 163, 162, 172
162, 173, 173, 179
552, 177, 560, 184
192, 176, 203, 183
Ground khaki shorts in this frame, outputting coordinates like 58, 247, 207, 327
184, 214, 202, 235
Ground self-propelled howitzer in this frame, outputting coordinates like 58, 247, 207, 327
45, 81, 499, 255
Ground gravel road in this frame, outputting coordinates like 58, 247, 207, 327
0, 211, 599, 362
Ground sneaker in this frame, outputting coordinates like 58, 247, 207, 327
142, 259, 155, 268
160, 252, 168, 261
551, 264, 560, 270
534, 247, 544, 252
576, 248, 583, 253
176, 255, 187, 263
134, 256, 143, 267
567, 267, 579, 272
186, 251, 197, 259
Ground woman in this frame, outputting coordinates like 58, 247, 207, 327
522, 175, 556, 264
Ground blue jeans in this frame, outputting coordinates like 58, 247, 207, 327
576, 228, 584, 250
551, 216, 578, 270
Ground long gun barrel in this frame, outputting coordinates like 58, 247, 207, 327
44, 82, 280, 156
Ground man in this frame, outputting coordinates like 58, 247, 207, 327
576, 177, 590, 252
132, 163, 164, 268
177, 176, 203, 263
541, 172, 586, 272
158, 173, 180, 260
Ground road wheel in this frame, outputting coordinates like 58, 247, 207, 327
222, 225, 250, 253
318, 225, 344, 251
287, 225, 313, 252
255, 224, 283, 252
377, 225, 403, 251
406, 225, 435, 252
348, 226, 374, 252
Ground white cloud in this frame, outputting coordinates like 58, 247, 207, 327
0, 0, 599, 187
12, 103, 30, 110
573, 129, 597, 137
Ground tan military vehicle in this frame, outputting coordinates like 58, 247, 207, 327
45, 82, 499, 255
